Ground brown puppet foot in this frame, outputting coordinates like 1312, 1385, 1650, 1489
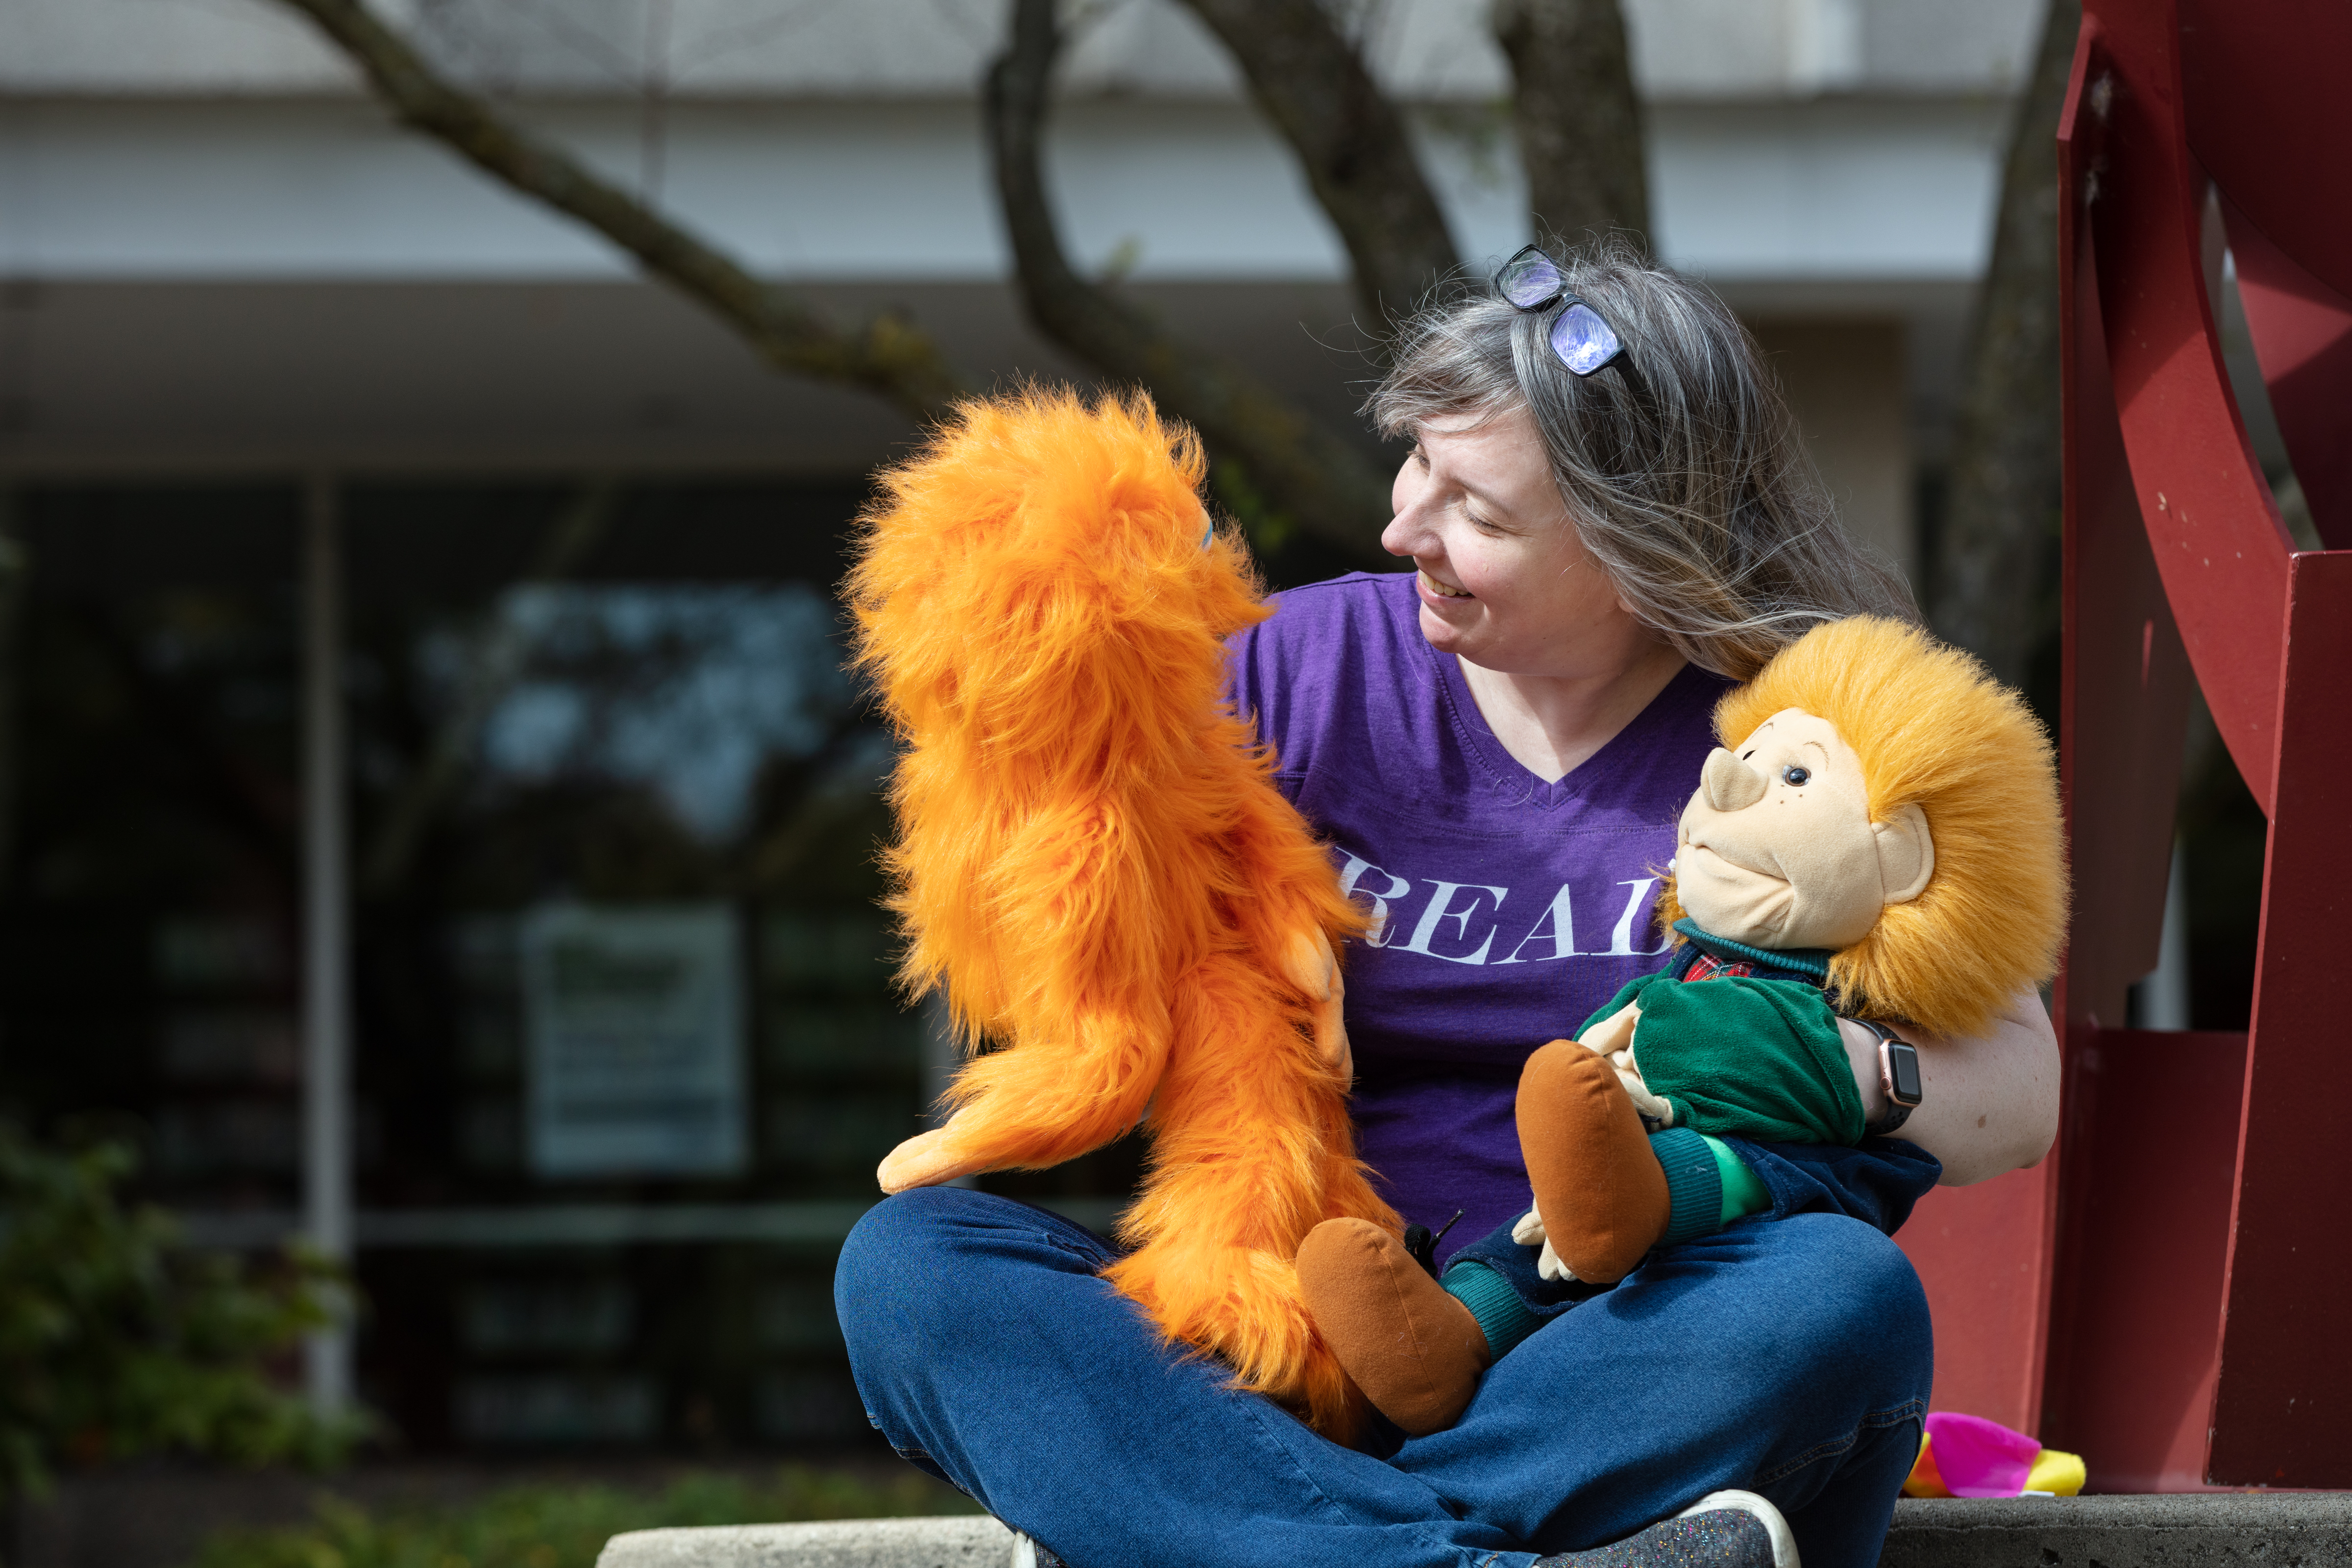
1517, 1041, 1671, 1285
1295, 1218, 1489, 1437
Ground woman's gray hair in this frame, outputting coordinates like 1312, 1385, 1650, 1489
1366, 236, 1917, 682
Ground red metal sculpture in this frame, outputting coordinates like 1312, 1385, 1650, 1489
1895, 0, 2352, 1492
2047, 0, 2352, 1491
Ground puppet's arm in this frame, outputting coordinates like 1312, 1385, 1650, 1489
877, 1001, 1167, 1194
878, 928, 1352, 1194
1838, 988, 2058, 1185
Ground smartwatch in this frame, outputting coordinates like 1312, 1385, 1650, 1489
1852, 1018, 1923, 1136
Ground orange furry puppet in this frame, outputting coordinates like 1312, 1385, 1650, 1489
846, 386, 1397, 1440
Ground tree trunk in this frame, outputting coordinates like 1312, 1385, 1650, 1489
1930, 0, 2082, 685
1175, 0, 1464, 335
1492, 0, 1651, 247
987, 0, 1393, 566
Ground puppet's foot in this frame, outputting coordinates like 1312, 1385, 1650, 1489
1517, 1041, 1670, 1285
1295, 1218, 1488, 1437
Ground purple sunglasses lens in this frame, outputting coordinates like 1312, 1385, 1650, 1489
1551, 302, 1621, 375
1498, 252, 1564, 309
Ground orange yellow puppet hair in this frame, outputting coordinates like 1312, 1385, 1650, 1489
846, 386, 1395, 1440
1664, 615, 2067, 1040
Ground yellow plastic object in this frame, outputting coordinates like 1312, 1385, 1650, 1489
2025, 1447, 2086, 1496
1902, 1433, 2086, 1498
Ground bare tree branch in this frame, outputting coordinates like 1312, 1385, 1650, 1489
1492, 0, 1650, 245
989, 0, 1392, 567
1928, 0, 2081, 686
273, 0, 967, 421
1174, 0, 1462, 335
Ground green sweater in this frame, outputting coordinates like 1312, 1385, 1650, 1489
1578, 928, 1867, 1146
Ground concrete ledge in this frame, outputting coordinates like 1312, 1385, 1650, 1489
598, 1496, 2352, 1568
598, 1517, 1013, 1568
1882, 1494, 2352, 1567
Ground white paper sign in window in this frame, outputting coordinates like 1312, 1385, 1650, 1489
521, 903, 746, 1178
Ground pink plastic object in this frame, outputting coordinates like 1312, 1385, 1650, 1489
1924, 1412, 2042, 1497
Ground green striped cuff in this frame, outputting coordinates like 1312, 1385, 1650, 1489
1654, 1126, 1725, 1246
1440, 1259, 1542, 1359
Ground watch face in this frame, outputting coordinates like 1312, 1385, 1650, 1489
1886, 1041, 1924, 1105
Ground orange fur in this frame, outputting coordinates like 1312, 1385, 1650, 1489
847, 386, 1397, 1439
1661, 617, 2068, 1040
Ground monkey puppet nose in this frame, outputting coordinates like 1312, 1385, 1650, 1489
1701, 747, 1768, 812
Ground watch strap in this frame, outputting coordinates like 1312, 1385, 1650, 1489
1849, 1017, 1921, 1137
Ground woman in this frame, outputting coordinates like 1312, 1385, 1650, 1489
835, 240, 2059, 1568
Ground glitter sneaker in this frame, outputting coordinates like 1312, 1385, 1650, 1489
1533, 1490, 1799, 1568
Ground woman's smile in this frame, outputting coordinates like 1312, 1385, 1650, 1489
1382, 408, 1654, 681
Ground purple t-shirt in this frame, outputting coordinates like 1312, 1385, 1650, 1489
1226, 572, 1734, 1266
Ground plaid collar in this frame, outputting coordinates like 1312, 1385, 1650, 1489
1671, 918, 1831, 982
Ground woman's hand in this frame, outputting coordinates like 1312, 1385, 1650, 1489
1838, 988, 2059, 1185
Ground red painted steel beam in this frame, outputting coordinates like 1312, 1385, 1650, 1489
2054, 1029, 2246, 1491
2057, 0, 2352, 1489
2181, 0, 2352, 548
2053, 34, 2194, 1041
2178, 0, 2352, 303
2210, 550, 2352, 1486
2044, 16, 2200, 1478
2073, 2, 2292, 811
2219, 197, 2352, 547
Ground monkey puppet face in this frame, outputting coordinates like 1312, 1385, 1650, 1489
1673, 708, 1936, 954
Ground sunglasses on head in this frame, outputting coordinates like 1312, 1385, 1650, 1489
1493, 245, 1636, 382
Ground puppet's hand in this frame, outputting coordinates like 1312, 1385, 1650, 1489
876, 1126, 985, 1193
1578, 1001, 1642, 1059
1512, 1195, 1584, 1283
1281, 928, 1353, 1083
1610, 1046, 1675, 1129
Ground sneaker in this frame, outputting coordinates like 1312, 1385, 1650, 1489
1533, 1490, 1799, 1568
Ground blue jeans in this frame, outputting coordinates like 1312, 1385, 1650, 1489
837, 1184, 1930, 1568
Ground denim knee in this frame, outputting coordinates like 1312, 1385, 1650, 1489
836, 1188, 945, 1291
833, 1188, 965, 1369
835, 1187, 1119, 1374
1770, 1212, 1934, 1401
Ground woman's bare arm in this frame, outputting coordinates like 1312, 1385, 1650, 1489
1839, 989, 2059, 1186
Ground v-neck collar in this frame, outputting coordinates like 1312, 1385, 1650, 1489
1422, 636, 1709, 813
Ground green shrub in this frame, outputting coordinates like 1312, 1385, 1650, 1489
196, 1467, 980, 1568
0, 1129, 359, 1503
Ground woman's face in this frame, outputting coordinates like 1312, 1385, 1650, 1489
1380, 405, 1644, 677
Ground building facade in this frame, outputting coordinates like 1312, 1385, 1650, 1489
0, 0, 2044, 1452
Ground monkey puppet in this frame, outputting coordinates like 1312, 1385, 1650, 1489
848, 386, 1397, 1443
1297, 616, 2067, 1436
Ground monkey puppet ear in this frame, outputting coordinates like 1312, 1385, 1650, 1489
1873, 803, 1935, 906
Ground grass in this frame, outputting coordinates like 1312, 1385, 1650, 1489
194, 1466, 981, 1568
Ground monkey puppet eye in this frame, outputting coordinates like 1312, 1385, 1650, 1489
1780, 764, 1811, 787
